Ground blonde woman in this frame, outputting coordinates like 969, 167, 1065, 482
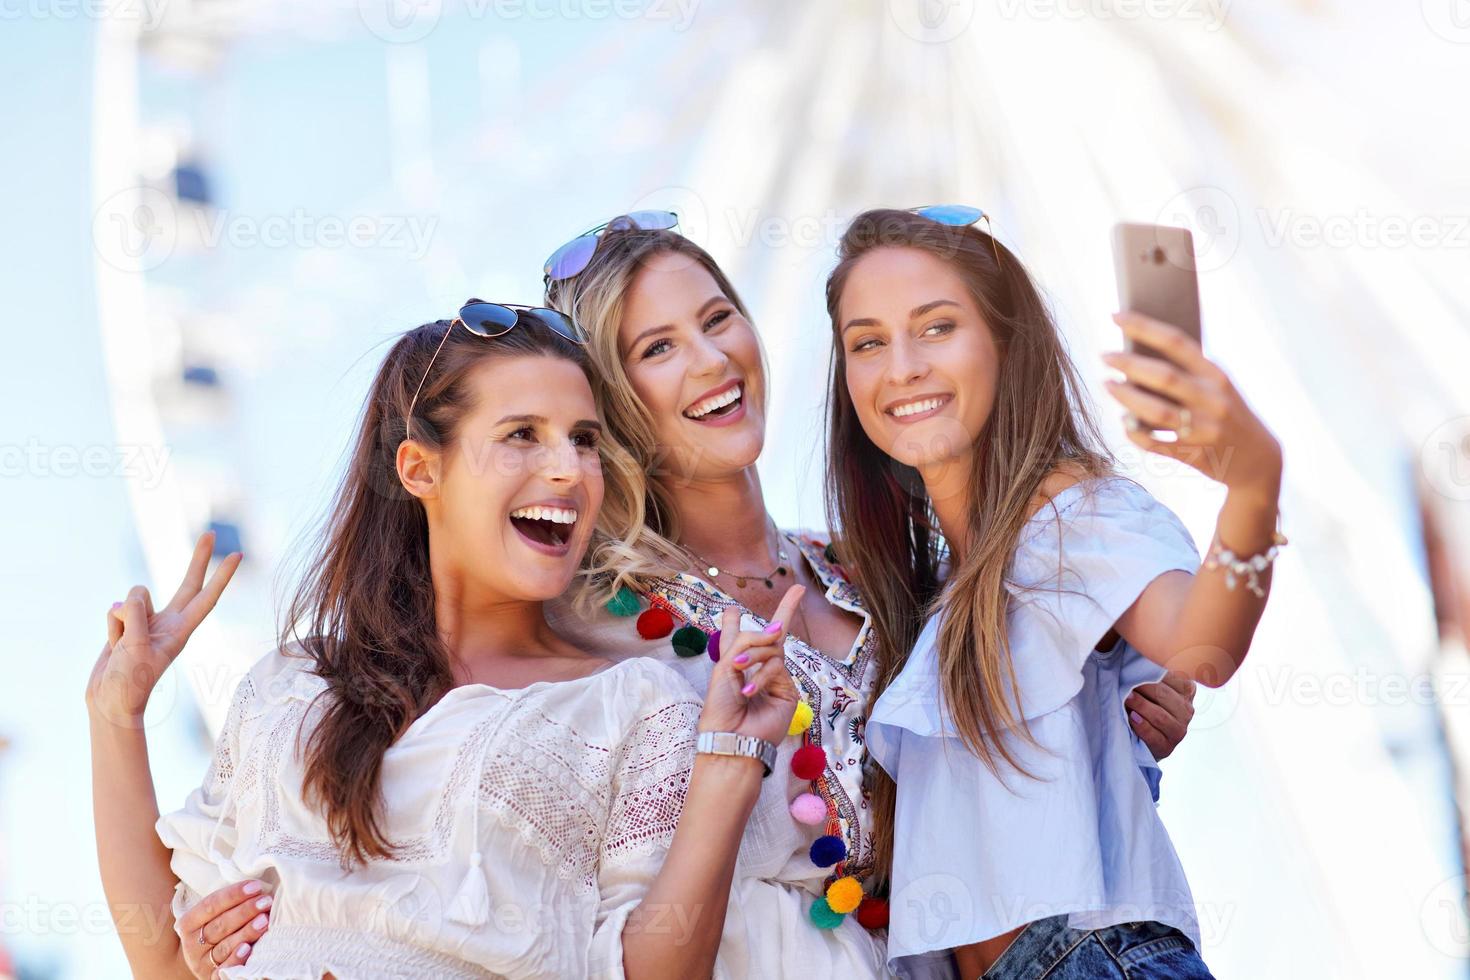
825, 208, 1282, 978
543, 215, 1195, 976
88, 305, 801, 979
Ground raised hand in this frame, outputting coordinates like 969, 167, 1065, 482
697, 585, 804, 746
86, 530, 242, 727
1103, 312, 1282, 504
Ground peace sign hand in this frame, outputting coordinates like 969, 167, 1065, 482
697, 585, 804, 747
86, 531, 243, 727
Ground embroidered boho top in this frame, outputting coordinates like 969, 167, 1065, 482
156, 646, 702, 979
544, 530, 895, 979
868, 477, 1203, 968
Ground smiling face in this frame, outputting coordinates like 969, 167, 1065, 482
616, 250, 767, 482
838, 246, 1001, 474
410, 353, 605, 602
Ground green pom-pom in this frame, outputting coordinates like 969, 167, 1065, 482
670, 625, 709, 659
823, 542, 840, 565
606, 586, 641, 617
808, 896, 845, 929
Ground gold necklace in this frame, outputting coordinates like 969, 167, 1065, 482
679, 521, 791, 590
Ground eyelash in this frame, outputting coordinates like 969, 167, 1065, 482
850, 320, 955, 353
506, 428, 600, 450
639, 309, 734, 360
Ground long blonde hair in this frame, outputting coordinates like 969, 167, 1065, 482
823, 209, 1115, 882
544, 226, 767, 607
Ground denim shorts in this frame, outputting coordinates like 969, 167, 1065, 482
981, 916, 1215, 980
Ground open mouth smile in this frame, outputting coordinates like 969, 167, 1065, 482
683, 380, 746, 425
884, 393, 953, 424
508, 502, 578, 557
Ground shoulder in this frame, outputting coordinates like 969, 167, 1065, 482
600, 657, 703, 718
1012, 475, 1199, 592
237, 640, 329, 710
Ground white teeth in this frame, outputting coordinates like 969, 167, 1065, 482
509, 506, 578, 524
685, 384, 742, 419
890, 397, 945, 418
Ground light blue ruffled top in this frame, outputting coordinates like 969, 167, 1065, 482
867, 476, 1203, 966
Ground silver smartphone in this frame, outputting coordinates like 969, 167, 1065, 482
1111, 222, 1202, 410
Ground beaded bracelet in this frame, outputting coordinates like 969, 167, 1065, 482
1204, 523, 1288, 598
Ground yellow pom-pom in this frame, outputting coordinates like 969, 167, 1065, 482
788, 700, 814, 737
826, 876, 863, 915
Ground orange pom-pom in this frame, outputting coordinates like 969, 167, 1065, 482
826, 876, 863, 915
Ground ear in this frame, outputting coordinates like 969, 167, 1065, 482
397, 437, 440, 501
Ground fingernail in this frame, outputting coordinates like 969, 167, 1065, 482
243, 880, 261, 895
252, 913, 268, 930
237, 942, 251, 958
255, 895, 272, 910
1130, 710, 1143, 725
733, 653, 750, 666
110, 601, 122, 609
741, 682, 757, 697
764, 621, 783, 634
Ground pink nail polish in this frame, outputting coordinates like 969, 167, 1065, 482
256, 895, 272, 910
741, 682, 757, 697
763, 621, 783, 634
733, 653, 750, 666
243, 880, 261, 895
111, 601, 122, 609
1130, 710, 1143, 725
237, 942, 251, 958
252, 913, 268, 930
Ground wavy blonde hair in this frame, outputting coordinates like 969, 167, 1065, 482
544, 227, 766, 610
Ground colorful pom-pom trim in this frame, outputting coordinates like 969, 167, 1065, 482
809, 834, 847, 868
790, 744, 826, 780
605, 585, 641, 617
823, 542, 839, 565
855, 897, 889, 930
787, 700, 814, 736
635, 607, 674, 640
808, 896, 845, 930
826, 876, 863, 914
706, 629, 721, 662
788, 792, 826, 826
670, 624, 708, 658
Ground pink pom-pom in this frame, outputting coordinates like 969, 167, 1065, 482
789, 792, 827, 826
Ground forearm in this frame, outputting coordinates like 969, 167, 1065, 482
620, 754, 762, 980
88, 712, 193, 979
1167, 481, 1281, 685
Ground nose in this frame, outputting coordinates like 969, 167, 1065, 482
884, 333, 930, 387
687, 330, 730, 379
537, 438, 584, 486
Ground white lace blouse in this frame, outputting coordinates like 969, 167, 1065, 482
155, 645, 703, 979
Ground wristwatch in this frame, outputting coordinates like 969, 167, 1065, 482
696, 731, 777, 778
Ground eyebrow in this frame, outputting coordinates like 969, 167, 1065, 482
622, 295, 730, 356
495, 414, 604, 432
841, 298, 961, 335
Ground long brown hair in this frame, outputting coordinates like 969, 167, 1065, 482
277, 309, 644, 868
824, 209, 1114, 882
544, 226, 767, 593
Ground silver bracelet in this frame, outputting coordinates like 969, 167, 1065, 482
1204, 522, 1288, 598
696, 731, 777, 778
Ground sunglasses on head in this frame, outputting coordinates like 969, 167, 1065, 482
543, 209, 680, 283
911, 204, 1002, 263
405, 301, 586, 435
